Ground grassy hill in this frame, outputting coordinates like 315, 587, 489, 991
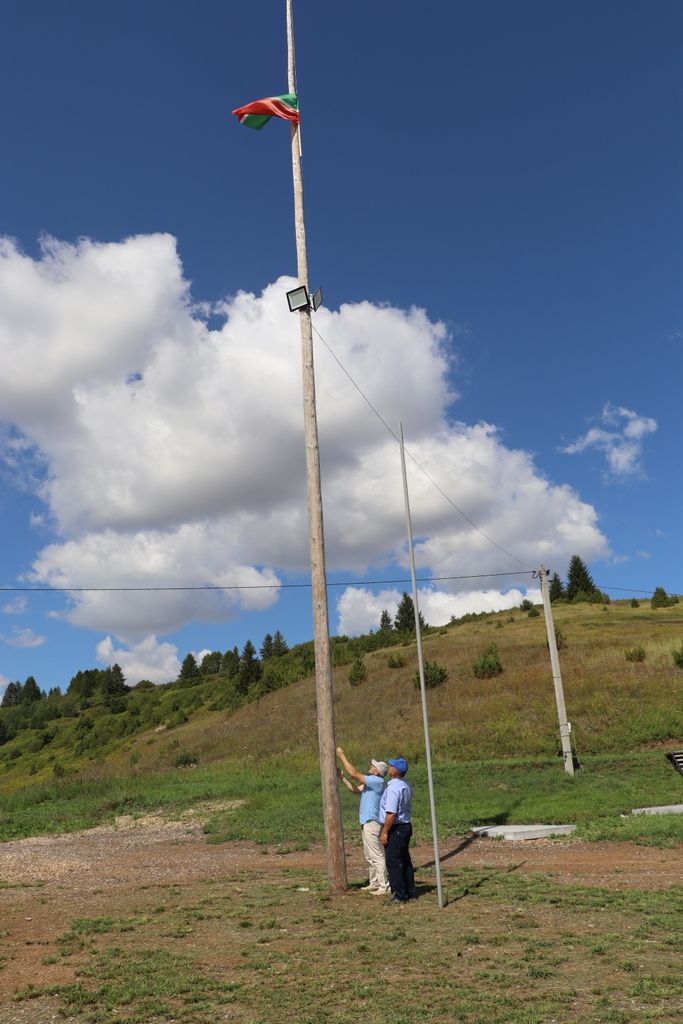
1, 598, 682, 782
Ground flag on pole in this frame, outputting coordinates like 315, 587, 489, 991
232, 93, 299, 130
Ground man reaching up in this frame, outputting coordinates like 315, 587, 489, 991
336, 746, 390, 895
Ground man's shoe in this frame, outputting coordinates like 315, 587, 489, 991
371, 888, 390, 896
360, 884, 377, 891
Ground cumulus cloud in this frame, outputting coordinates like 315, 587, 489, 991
96, 635, 181, 685
2, 597, 27, 614
561, 404, 657, 480
0, 232, 608, 675
337, 585, 542, 636
2, 626, 47, 648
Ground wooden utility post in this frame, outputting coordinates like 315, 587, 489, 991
286, 0, 347, 893
537, 565, 574, 776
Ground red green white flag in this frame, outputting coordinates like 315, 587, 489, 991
232, 93, 299, 130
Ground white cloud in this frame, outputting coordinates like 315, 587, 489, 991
96, 634, 181, 685
337, 585, 542, 636
2, 626, 47, 648
561, 403, 657, 480
2, 597, 27, 614
0, 232, 608, 645
0, 673, 9, 698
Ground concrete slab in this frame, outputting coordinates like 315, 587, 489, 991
631, 804, 683, 816
471, 823, 576, 841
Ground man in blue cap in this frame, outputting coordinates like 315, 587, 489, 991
379, 757, 416, 902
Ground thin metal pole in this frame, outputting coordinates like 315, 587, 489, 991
399, 423, 445, 907
537, 565, 574, 776
286, 0, 347, 893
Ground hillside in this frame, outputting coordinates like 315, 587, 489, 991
1, 599, 682, 793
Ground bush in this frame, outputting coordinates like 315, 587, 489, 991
630, 598, 640, 609
387, 653, 405, 669
519, 599, 534, 612
414, 661, 448, 690
625, 646, 646, 663
672, 643, 683, 670
173, 750, 198, 768
652, 587, 679, 609
348, 656, 367, 687
472, 644, 503, 679
554, 627, 567, 650
527, 607, 540, 618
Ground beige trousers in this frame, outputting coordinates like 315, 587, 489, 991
362, 820, 390, 891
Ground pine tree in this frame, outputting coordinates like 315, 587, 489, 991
394, 592, 427, 633
565, 556, 596, 601
271, 631, 289, 657
178, 653, 201, 685
549, 573, 565, 602
237, 640, 261, 695
220, 646, 240, 678
21, 676, 42, 704
0, 718, 7, 746
1, 681, 22, 707
260, 634, 274, 660
379, 609, 393, 633
102, 663, 128, 711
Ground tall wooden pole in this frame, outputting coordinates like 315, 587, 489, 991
537, 566, 574, 776
286, 0, 347, 893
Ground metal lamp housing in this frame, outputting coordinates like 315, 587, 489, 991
286, 285, 310, 312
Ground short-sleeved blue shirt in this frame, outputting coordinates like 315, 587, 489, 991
359, 774, 385, 825
379, 778, 412, 824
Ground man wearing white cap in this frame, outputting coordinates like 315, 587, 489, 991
336, 746, 390, 894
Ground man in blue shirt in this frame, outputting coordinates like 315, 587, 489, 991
379, 757, 416, 902
336, 746, 390, 894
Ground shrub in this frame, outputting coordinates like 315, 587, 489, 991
630, 598, 640, 608
387, 653, 405, 669
625, 646, 646, 663
554, 627, 567, 650
414, 661, 448, 690
472, 644, 503, 679
652, 587, 679, 609
527, 607, 540, 618
519, 599, 534, 612
348, 656, 367, 687
173, 750, 198, 768
672, 643, 683, 670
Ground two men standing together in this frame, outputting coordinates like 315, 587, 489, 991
336, 746, 416, 903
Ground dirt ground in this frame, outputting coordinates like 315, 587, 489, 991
1, 816, 681, 1022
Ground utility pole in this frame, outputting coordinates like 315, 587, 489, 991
286, 0, 347, 893
537, 565, 574, 776
399, 424, 445, 906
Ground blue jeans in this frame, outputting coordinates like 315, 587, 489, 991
385, 822, 415, 900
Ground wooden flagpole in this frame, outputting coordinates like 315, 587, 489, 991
286, 0, 347, 894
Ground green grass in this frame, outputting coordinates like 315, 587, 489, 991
1, 750, 681, 846
14, 868, 683, 1023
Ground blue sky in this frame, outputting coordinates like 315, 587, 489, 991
0, 0, 680, 694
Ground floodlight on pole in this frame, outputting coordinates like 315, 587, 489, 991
311, 286, 323, 311
286, 285, 311, 312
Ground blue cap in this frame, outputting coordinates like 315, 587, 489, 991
388, 757, 408, 774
